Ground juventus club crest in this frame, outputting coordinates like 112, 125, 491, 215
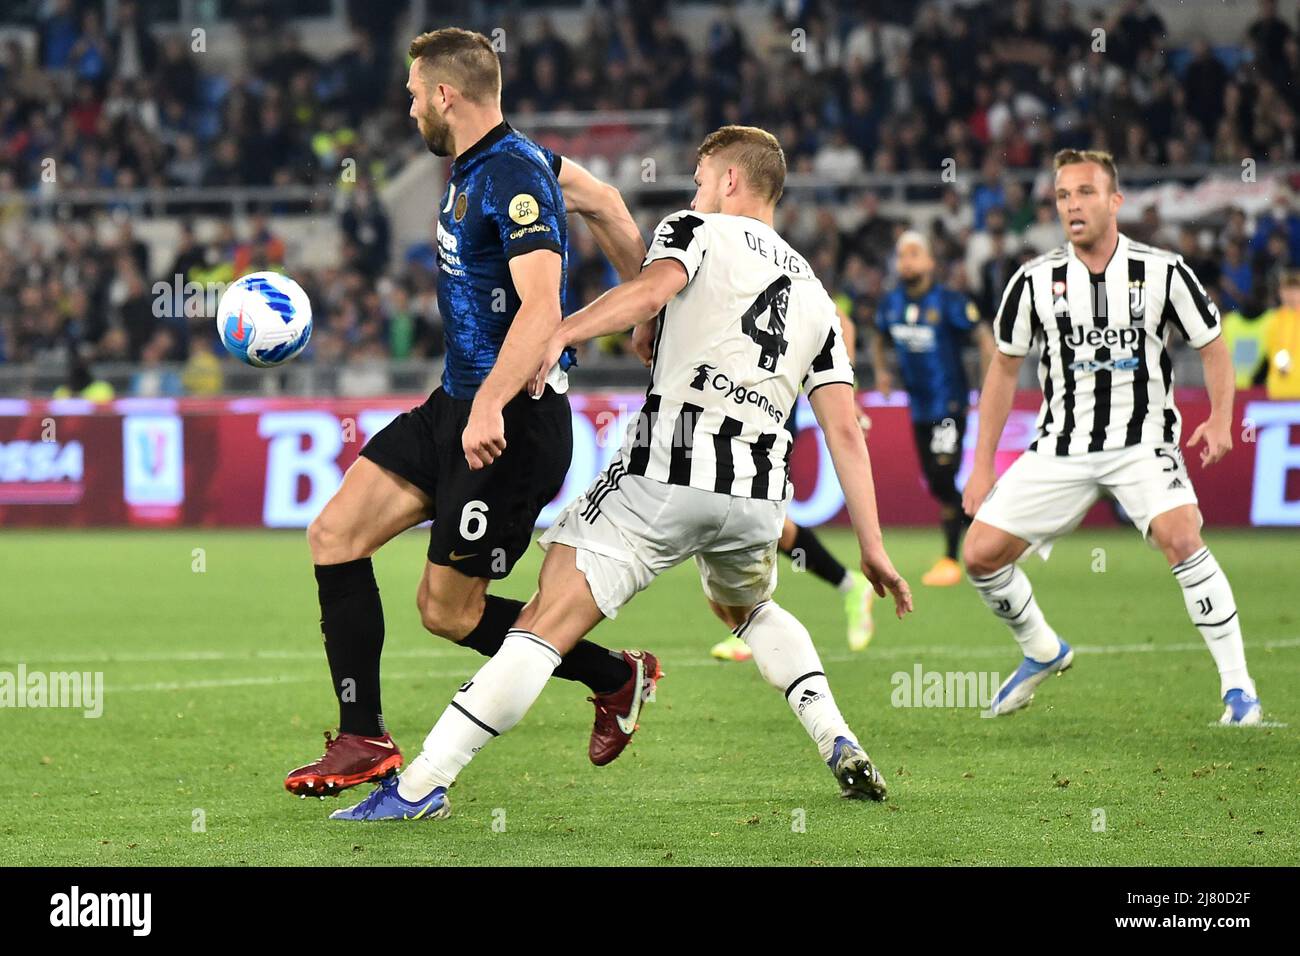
1128, 280, 1145, 319
1052, 279, 1069, 317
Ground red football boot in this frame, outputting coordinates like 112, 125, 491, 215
588, 650, 662, 767
284, 730, 403, 796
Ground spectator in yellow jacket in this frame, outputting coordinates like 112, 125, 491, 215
1265, 271, 1300, 399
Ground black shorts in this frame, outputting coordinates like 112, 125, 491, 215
911, 415, 966, 480
359, 386, 573, 579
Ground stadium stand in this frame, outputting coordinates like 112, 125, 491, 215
0, 0, 1298, 396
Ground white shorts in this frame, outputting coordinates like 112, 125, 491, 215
538, 466, 786, 619
974, 443, 1200, 560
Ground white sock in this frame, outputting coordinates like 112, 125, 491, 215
835, 574, 854, 594
737, 600, 853, 761
969, 564, 1062, 663
398, 629, 560, 801
1172, 547, 1254, 698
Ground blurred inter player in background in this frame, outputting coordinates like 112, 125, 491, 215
868, 231, 995, 587
285, 28, 654, 796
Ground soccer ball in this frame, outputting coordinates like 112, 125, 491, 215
216, 271, 313, 367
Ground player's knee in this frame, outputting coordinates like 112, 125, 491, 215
962, 532, 1003, 578
1156, 525, 1203, 564
307, 511, 358, 565
708, 600, 750, 630
417, 592, 478, 642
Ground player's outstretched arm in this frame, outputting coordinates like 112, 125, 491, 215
836, 306, 857, 364
867, 324, 894, 398
809, 382, 913, 619
463, 249, 563, 470
529, 259, 686, 395
962, 351, 1022, 516
557, 157, 646, 282
1187, 335, 1234, 467
973, 319, 996, 386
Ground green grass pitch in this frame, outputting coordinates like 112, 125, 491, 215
1, 526, 1296, 866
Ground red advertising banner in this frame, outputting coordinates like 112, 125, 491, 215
0, 391, 1297, 529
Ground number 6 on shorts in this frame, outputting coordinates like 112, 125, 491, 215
459, 499, 489, 540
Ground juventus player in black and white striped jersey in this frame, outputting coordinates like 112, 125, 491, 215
961, 149, 1262, 725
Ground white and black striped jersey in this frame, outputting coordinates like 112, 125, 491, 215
618, 210, 854, 500
994, 233, 1221, 455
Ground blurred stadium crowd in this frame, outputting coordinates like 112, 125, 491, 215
1, 0, 1299, 397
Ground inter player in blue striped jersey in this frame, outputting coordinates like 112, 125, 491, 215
869, 231, 995, 587
285, 28, 657, 797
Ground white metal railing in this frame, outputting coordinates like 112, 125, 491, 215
3, 162, 1294, 222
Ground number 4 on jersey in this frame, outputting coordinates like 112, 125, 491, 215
741, 275, 791, 372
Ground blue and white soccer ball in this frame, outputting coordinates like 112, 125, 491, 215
216, 271, 313, 367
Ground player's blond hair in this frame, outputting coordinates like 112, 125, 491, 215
408, 28, 500, 105
697, 125, 787, 204
1053, 148, 1120, 193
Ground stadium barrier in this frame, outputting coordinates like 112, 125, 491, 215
0, 391, 1295, 529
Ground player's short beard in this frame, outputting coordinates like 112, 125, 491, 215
420, 106, 453, 157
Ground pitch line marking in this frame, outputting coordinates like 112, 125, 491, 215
21, 636, 1290, 693
9, 635, 1300, 669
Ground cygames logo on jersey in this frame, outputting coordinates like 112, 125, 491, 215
688, 364, 785, 423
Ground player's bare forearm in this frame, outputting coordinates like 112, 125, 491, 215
560, 260, 684, 347
528, 260, 685, 397
1188, 336, 1234, 466
463, 250, 563, 469
810, 382, 912, 617
975, 322, 996, 386
837, 307, 856, 363
867, 325, 893, 395
823, 410, 884, 551
583, 212, 646, 282
475, 250, 564, 411
478, 296, 562, 410
974, 352, 1022, 470
1201, 336, 1234, 427
558, 157, 646, 281
963, 350, 1021, 515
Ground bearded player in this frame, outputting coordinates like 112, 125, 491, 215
869, 230, 995, 587
963, 149, 1262, 724
329, 126, 912, 822
284, 28, 662, 797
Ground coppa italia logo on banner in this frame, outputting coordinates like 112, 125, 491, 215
122, 415, 184, 523
0, 392, 1296, 528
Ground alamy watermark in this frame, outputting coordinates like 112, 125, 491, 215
891, 665, 1000, 716
1, 665, 103, 718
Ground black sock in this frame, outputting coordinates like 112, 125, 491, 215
940, 504, 971, 560
784, 524, 848, 588
460, 595, 631, 694
557, 643, 632, 695
942, 513, 962, 560
315, 558, 385, 738
459, 595, 524, 657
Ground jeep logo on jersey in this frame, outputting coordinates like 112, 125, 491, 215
1062, 324, 1145, 350
688, 366, 784, 424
